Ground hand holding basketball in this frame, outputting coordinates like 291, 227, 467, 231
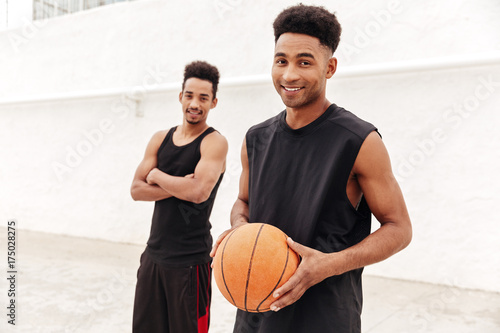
269, 237, 335, 312
212, 223, 300, 312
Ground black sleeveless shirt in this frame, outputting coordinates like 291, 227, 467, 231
235, 104, 377, 333
146, 126, 223, 267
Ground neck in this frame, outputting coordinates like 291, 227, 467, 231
178, 121, 209, 139
285, 97, 331, 130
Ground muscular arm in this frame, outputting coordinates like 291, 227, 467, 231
270, 131, 412, 311
146, 132, 228, 204
320, 131, 412, 275
130, 131, 173, 201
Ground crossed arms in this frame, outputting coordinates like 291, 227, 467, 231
130, 130, 228, 204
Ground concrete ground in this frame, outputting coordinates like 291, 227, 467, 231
1, 228, 499, 333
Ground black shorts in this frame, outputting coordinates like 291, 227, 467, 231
132, 251, 212, 333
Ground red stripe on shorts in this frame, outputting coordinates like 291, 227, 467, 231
197, 264, 210, 333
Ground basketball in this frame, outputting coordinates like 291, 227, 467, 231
213, 223, 300, 313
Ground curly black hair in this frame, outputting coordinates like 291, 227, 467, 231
182, 61, 220, 99
273, 4, 342, 54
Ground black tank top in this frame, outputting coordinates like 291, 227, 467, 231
240, 104, 377, 332
146, 126, 224, 267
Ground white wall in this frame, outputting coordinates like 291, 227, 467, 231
0, 0, 32, 31
1, 0, 499, 293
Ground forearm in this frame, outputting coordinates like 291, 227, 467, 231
325, 221, 412, 277
230, 198, 249, 227
149, 169, 209, 204
130, 180, 172, 201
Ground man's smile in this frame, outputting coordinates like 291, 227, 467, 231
282, 86, 303, 92
187, 109, 202, 115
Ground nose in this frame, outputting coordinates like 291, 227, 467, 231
282, 64, 300, 83
189, 98, 200, 110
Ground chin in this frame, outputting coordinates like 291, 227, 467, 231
282, 98, 305, 109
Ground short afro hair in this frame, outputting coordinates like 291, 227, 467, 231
273, 4, 342, 54
182, 61, 220, 99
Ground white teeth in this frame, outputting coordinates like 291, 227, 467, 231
284, 87, 301, 91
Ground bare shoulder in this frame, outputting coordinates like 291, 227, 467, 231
144, 130, 169, 155
151, 130, 169, 143
352, 131, 391, 176
201, 130, 228, 154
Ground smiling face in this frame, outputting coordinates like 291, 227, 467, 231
179, 77, 218, 125
272, 33, 336, 110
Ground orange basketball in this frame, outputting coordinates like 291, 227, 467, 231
213, 223, 300, 313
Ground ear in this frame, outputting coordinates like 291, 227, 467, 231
211, 97, 218, 109
326, 57, 337, 79
179, 91, 183, 103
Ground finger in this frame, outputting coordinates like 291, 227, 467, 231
270, 275, 304, 311
287, 237, 307, 258
209, 229, 232, 257
272, 269, 300, 299
269, 292, 295, 312
270, 238, 308, 306
272, 238, 303, 299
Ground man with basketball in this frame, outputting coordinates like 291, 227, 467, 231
211, 4, 412, 333
131, 61, 228, 333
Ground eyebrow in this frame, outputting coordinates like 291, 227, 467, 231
184, 90, 210, 97
298, 52, 315, 59
274, 52, 315, 59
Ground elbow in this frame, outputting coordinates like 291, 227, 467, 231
130, 188, 139, 201
406, 224, 413, 247
191, 193, 210, 205
190, 187, 212, 205
130, 183, 142, 201
400, 221, 413, 250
